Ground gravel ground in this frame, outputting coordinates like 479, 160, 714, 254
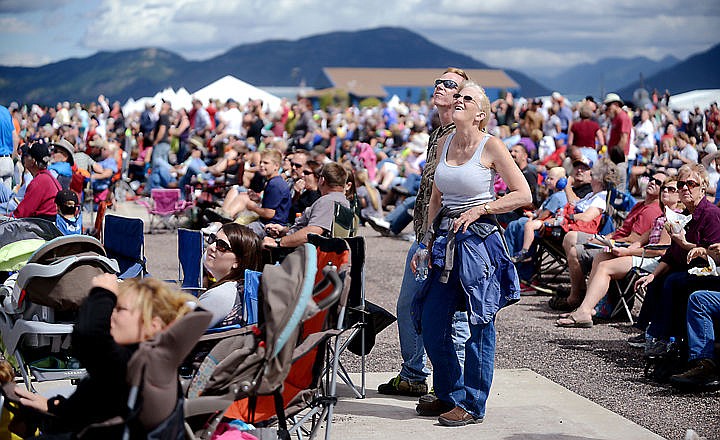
142, 222, 719, 440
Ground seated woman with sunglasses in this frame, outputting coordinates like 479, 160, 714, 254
199, 223, 264, 327
555, 177, 682, 328
289, 160, 323, 221
634, 164, 720, 355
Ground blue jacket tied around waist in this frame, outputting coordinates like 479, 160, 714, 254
412, 214, 521, 330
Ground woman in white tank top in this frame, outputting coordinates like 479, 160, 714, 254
413, 81, 531, 426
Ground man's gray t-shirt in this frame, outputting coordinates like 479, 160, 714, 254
288, 191, 349, 235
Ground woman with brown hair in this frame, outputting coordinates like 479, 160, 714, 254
199, 223, 263, 327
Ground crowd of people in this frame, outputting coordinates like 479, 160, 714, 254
0, 66, 719, 435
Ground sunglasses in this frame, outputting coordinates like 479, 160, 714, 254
207, 233, 232, 253
291, 162, 304, 169
302, 169, 315, 176
661, 186, 678, 193
648, 177, 664, 186
453, 93, 477, 106
434, 79, 459, 90
677, 180, 701, 190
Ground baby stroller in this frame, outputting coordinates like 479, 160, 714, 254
0, 234, 119, 390
184, 241, 349, 440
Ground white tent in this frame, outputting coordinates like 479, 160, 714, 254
193, 75, 282, 113
668, 89, 720, 111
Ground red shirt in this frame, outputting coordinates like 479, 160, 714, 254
612, 200, 662, 239
570, 119, 600, 149
609, 111, 632, 155
14, 170, 61, 219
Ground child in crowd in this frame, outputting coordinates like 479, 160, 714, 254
54, 189, 82, 235
14, 275, 197, 436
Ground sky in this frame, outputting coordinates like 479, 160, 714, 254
1, 0, 719, 78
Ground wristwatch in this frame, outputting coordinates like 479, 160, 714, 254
483, 204, 492, 215
275, 237, 282, 247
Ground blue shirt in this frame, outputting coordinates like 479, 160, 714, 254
56, 213, 82, 235
0, 105, 13, 156
541, 190, 567, 214
92, 156, 118, 191
261, 175, 291, 225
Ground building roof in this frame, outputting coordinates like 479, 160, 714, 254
322, 68, 519, 98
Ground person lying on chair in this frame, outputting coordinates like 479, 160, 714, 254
263, 163, 350, 249
14, 275, 197, 437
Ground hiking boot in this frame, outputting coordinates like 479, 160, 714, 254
438, 406, 483, 427
377, 375, 428, 397
670, 359, 720, 391
627, 333, 646, 348
416, 397, 454, 416
418, 389, 436, 403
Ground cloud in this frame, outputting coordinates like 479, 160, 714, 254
4, 0, 719, 72
0, 52, 52, 67
0, 17, 33, 33
0, 0, 70, 13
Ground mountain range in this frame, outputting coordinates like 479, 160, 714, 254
537, 55, 679, 98
0, 27, 717, 105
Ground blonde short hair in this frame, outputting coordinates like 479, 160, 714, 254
459, 80, 491, 130
118, 278, 196, 338
678, 163, 709, 188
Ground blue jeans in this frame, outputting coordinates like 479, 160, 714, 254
504, 216, 529, 255
686, 290, 720, 361
421, 262, 494, 419
397, 241, 468, 383
386, 196, 416, 235
645, 271, 688, 339
149, 160, 177, 190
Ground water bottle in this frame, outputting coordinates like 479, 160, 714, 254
554, 208, 565, 227
666, 337, 678, 357
414, 243, 429, 282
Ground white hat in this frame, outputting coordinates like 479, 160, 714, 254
603, 93, 623, 106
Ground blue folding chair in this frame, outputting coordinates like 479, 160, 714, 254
103, 214, 148, 279
177, 228, 204, 293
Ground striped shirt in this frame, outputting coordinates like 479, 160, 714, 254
413, 122, 455, 242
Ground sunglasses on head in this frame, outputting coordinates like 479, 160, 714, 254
434, 79, 459, 90
661, 185, 678, 193
207, 233, 232, 253
677, 180, 701, 190
291, 162, 304, 169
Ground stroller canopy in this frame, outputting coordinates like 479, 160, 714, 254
0, 218, 63, 272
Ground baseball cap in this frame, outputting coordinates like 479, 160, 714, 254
29, 142, 52, 166
55, 189, 79, 216
603, 93, 623, 106
573, 157, 594, 168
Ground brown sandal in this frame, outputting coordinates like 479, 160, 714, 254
555, 313, 593, 328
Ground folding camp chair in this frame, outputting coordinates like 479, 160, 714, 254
136, 188, 193, 234
103, 214, 148, 279
177, 228, 204, 294
331, 202, 357, 238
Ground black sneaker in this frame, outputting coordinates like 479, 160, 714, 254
670, 359, 720, 391
627, 333, 646, 348
416, 398, 454, 416
377, 375, 428, 397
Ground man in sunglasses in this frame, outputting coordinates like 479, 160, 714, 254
375, 68, 472, 414
263, 162, 349, 248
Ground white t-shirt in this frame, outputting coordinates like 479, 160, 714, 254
198, 281, 238, 327
221, 108, 244, 138
575, 190, 607, 213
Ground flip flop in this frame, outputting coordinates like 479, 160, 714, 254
556, 313, 593, 328
558, 309, 597, 319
